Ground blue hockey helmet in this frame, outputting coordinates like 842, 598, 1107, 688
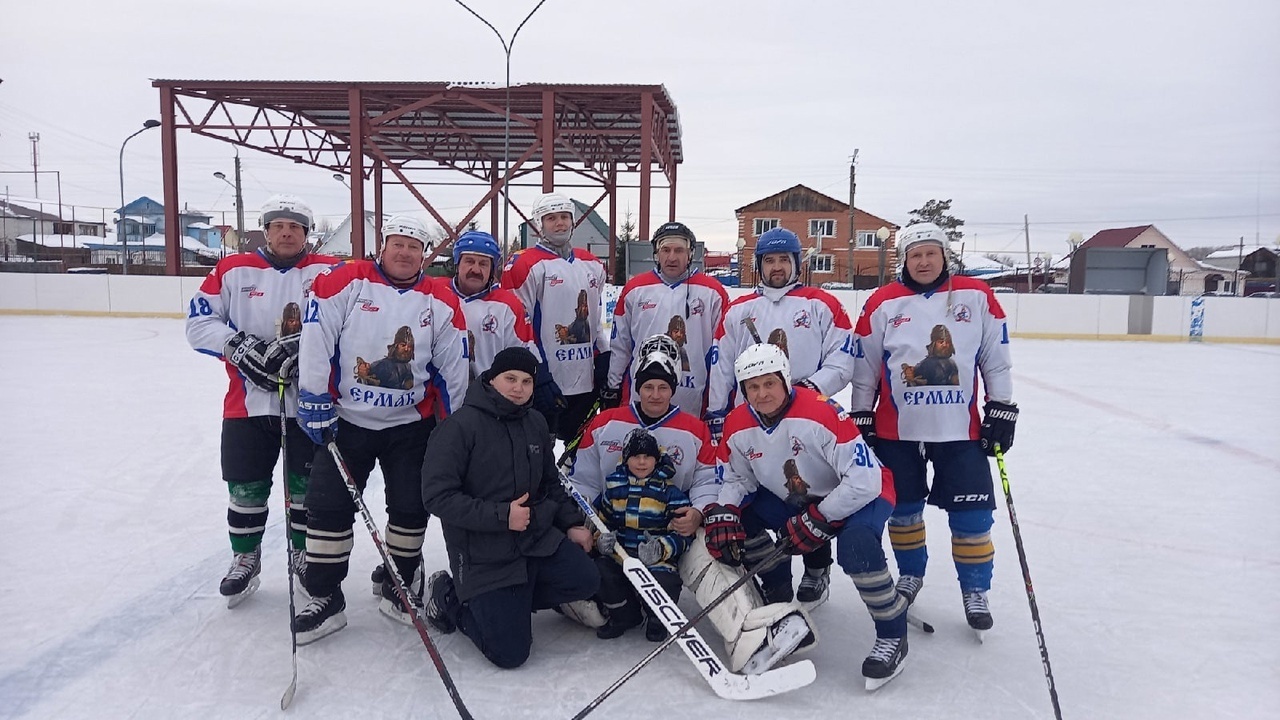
754, 227, 802, 286
452, 230, 502, 284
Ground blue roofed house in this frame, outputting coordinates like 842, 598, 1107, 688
115, 196, 222, 265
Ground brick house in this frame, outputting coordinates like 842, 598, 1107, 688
734, 184, 898, 288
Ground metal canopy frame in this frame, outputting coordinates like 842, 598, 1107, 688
152, 80, 683, 273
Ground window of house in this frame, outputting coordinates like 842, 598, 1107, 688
753, 218, 779, 236
811, 254, 834, 273
808, 219, 835, 238
857, 231, 880, 248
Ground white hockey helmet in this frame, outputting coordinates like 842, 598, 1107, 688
531, 192, 576, 244
260, 194, 313, 230
734, 342, 791, 389
897, 222, 948, 261
382, 215, 432, 250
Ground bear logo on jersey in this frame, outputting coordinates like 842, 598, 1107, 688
901, 324, 960, 387
792, 309, 811, 329
418, 308, 433, 328
666, 444, 685, 466
952, 304, 972, 323
481, 314, 498, 333
689, 297, 705, 317
790, 436, 805, 456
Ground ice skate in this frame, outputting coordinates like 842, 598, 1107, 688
963, 590, 993, 642
370, 563, 387, 597
556, 598, 607, 628
424, 570, 459, 635
378, 567, 424, 626
742, 613, 810, 675
292, 588, 347, 645
862, 635, 908, 691
796, 566, 830, 610
895, 574, 924, 605
219, 547, 261, 608
759, 579, 794, 605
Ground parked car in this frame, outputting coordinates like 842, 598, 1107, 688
1246, 291, 1280, 298
991, 286, 1016, 294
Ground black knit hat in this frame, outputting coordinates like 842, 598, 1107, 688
622, 429, 661, 462
484, 347, 539, 382
634, 356, 678, 393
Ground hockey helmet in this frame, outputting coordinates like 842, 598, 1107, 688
734, 342, 791, 389
259, 194, 313, 230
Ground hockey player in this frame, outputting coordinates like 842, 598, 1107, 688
705, 226, 859, 604
445, 229, 536, 379
291, 215, 468, 644
501, 192, 610, 442
849, 221, 1017, 640
590, 428, 693, 642
602, 222, 728, 416
421, 347, 599, 669
186, 194, 337, 607
570, 335, 718, 533
710, 343, 909, 689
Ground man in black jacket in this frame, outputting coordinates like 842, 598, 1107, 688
422, 347, 599, 668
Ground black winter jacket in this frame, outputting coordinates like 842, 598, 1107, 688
422, 378, 586, 601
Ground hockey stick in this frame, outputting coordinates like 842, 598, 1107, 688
995, 445, 1063, 720
326, 442, 475, 720
743, 316, 763, 344
556, 397, 602, 468
557, 471, 814, 715
278, 383, 299, 710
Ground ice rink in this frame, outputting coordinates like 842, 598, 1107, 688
1, 315, 1277, 719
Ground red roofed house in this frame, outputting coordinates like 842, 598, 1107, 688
735, 185, 898, 289
1071, 225, 1243, 296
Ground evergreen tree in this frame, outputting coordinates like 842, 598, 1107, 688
907, 199, 965, 242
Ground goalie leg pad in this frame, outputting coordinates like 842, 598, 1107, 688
731, 603, 818, 674
681, 529, 764, 645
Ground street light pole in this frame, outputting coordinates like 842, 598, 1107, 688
452, 0, 548, 246
214, 153, 246, 251
118, 119, 161, 275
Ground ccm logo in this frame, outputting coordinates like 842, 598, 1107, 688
953, 494, 990, 503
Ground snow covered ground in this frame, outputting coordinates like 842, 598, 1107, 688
1, 315, 1277, 719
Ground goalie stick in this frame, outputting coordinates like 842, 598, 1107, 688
327, 442, 475, 720
557, 470, 815, 716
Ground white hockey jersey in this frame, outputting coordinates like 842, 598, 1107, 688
607, 269, 728, 416
706, 284, 857, 417
186, 250, 337, 419
718, 387, 894, 522
850, 275, 1013, 443
569, 404, 720, 511
448, 279, 536, 381
501, 245, 608, 396
299, 260, 468, 430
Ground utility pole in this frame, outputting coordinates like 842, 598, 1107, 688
233, 153, 245, 244
28, 133, 40, 197
1024, 214, 1033, 293
847, 149, 858, 284
1236, 235, 1244, 295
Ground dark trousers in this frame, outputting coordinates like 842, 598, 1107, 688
554, 392, 599, 443
221, 416, 314, 552
595, 556, 682, 627
744, 491, 894, 591
456, 537, 599, 669
304, 417, 434, 596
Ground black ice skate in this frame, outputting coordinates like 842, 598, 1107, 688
796, 566, 830, 609
370, 563, 387, 597
759, 579, 794, 605
219, 547, 261, 608
963, 590, 993, 642
895, 575, 935, 633
378, 568, 424, 626
425, 570, 459, 635
862, 635, 909, 691
292, 588, 347, 645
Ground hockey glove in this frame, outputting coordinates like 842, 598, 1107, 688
595, 530, 617, 557
795, 378, 820, 393
703, 411, 726, 445
781, 502, 844, 555
637, 537, 669, 566
533, 363, 567, 424
851, 410, 878, 446
266, 332, 301, 383
593, 351, 612, 394
224, 331, 281, 391
298, 391, 337, 445
703, 503, 746, 566
653, 454, 677, 481
979, 400, 1019, 456
598, 385, 622, 410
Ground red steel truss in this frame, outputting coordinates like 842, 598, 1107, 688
153, 80, 683, 274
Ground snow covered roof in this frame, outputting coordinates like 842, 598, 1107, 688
187, 221, 215, 230
83, 233, 222, 259
16, 234, 103, 249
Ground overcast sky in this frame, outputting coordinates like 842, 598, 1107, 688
1, 0, 1277, 257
